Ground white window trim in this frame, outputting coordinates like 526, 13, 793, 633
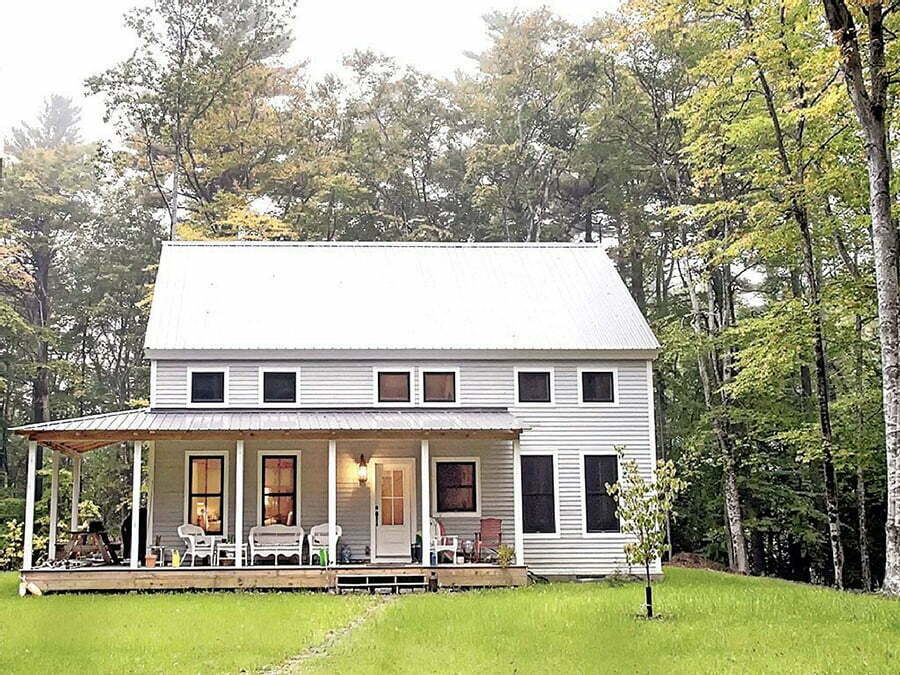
372, 367, 415, 406
183, 450, 230, 538
420, 367, 461, 407
520, 449, 561, 539
257, 367, 302, 407
431, 456, 481, 517
579, 450, 623, 537
256, 450, 303, 527
513, 367, 556, 406
186, 366, 230, 408
576, 367, 620, 407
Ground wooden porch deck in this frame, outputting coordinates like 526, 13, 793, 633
19, 564, 528, 595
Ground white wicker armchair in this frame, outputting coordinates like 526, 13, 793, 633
177, 524, 216, 566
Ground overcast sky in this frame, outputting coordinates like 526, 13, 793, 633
1, 0, 618, 146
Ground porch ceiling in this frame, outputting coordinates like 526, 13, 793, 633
13, 407, 525, 453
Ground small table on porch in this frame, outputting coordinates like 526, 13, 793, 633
60, 530, 121, 565
215, 541, 249, 567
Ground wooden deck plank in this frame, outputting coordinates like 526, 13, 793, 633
19, 565, 526, 594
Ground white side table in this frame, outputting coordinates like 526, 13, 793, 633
215, 541, 249, 567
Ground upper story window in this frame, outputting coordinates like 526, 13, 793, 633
422, 370, 457, 404
260, 369, 298, 405
190, 370, 226, 404
516, 369, 553, 403
377, 370, 411, 403
579, 370, 616, 404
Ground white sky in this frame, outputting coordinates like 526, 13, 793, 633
1, 0, 618, 145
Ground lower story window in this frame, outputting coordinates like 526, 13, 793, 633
262, 455, 298, 526
584, 455, 620, 533
521, 454, 556, 534
434, 460, 478, 513
187, 455, 224, 535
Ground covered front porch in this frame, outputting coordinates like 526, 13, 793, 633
14, 408, 528, 594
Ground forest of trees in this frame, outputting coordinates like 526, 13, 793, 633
2, 0, 899, 593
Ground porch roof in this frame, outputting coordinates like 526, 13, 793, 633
13, 407, 525, 453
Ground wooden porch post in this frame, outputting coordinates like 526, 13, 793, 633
420, 439, 431, 565
145, 442, 155, 552
512, 438, 525, 566
23, 440, 38, 571
328, 439, 337, 566
235, 439, 244, 566
130, 441, 142, 569
70, 453, 82, 532
48, 450, 60, 560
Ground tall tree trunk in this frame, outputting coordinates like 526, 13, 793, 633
822, 0, 900, 595
856, 314, 872, 591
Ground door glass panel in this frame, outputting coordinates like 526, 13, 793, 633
392, 470, 404, 497
392, 498, 404, 525
381, 497, 394, 525
381, 472, 393, 497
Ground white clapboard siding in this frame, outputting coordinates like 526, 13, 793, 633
149, 357, 654, 575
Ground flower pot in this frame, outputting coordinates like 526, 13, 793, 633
145, 555, 157, 568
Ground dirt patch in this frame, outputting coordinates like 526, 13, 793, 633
668, 552, 729, 572
261, 594, 395, 674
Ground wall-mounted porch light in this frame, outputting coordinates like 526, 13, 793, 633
357, 454, 368, 485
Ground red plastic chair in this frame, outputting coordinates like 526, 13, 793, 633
475, 518, 502, 562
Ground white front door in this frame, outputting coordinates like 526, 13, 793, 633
373, 460, 414, 561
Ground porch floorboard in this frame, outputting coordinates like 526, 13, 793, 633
19, 564, 528, 595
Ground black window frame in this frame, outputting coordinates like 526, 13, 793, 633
187, 455, 225, 535
377, 371, 411, 403
262, 370, 298, 404
190, 370, 226, 404
434, 459, 478, 513
260, 454, 298, 526
517, 370, 552, 404
520, 454, 557, 534
580, 370, 616, 404
583, 454, 620, 533
422, 371, 457, 404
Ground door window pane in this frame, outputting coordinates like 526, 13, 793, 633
263, 371, 297, 403
423, 372, 456, 402
582, 371, 614, 403
378, 372, 410, 402
191, 372, 225, 403
517, 371, 551, 403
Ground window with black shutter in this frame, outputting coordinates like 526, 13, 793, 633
584, 455, 619, 532
520, 454, 556, 534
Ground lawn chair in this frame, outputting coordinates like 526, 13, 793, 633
177, 524, 216, 566
308, 523, 343, 565
430, 518, 459, 565
475, 518, 502, 563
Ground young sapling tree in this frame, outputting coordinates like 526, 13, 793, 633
608, 455, 686, 618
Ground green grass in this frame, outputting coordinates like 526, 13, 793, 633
0, 573, 373, 674
1, 568, 898, 673
304, 567, 900, 674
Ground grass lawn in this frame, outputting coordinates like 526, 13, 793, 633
1, 567, 898, 673
305, 567, 900, 674
0, 572, 373, 674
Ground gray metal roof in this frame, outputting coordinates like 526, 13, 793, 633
144, 241, 660, 353
14, 407, 525, 435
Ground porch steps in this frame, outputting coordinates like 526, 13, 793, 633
335, 572, 432, 593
